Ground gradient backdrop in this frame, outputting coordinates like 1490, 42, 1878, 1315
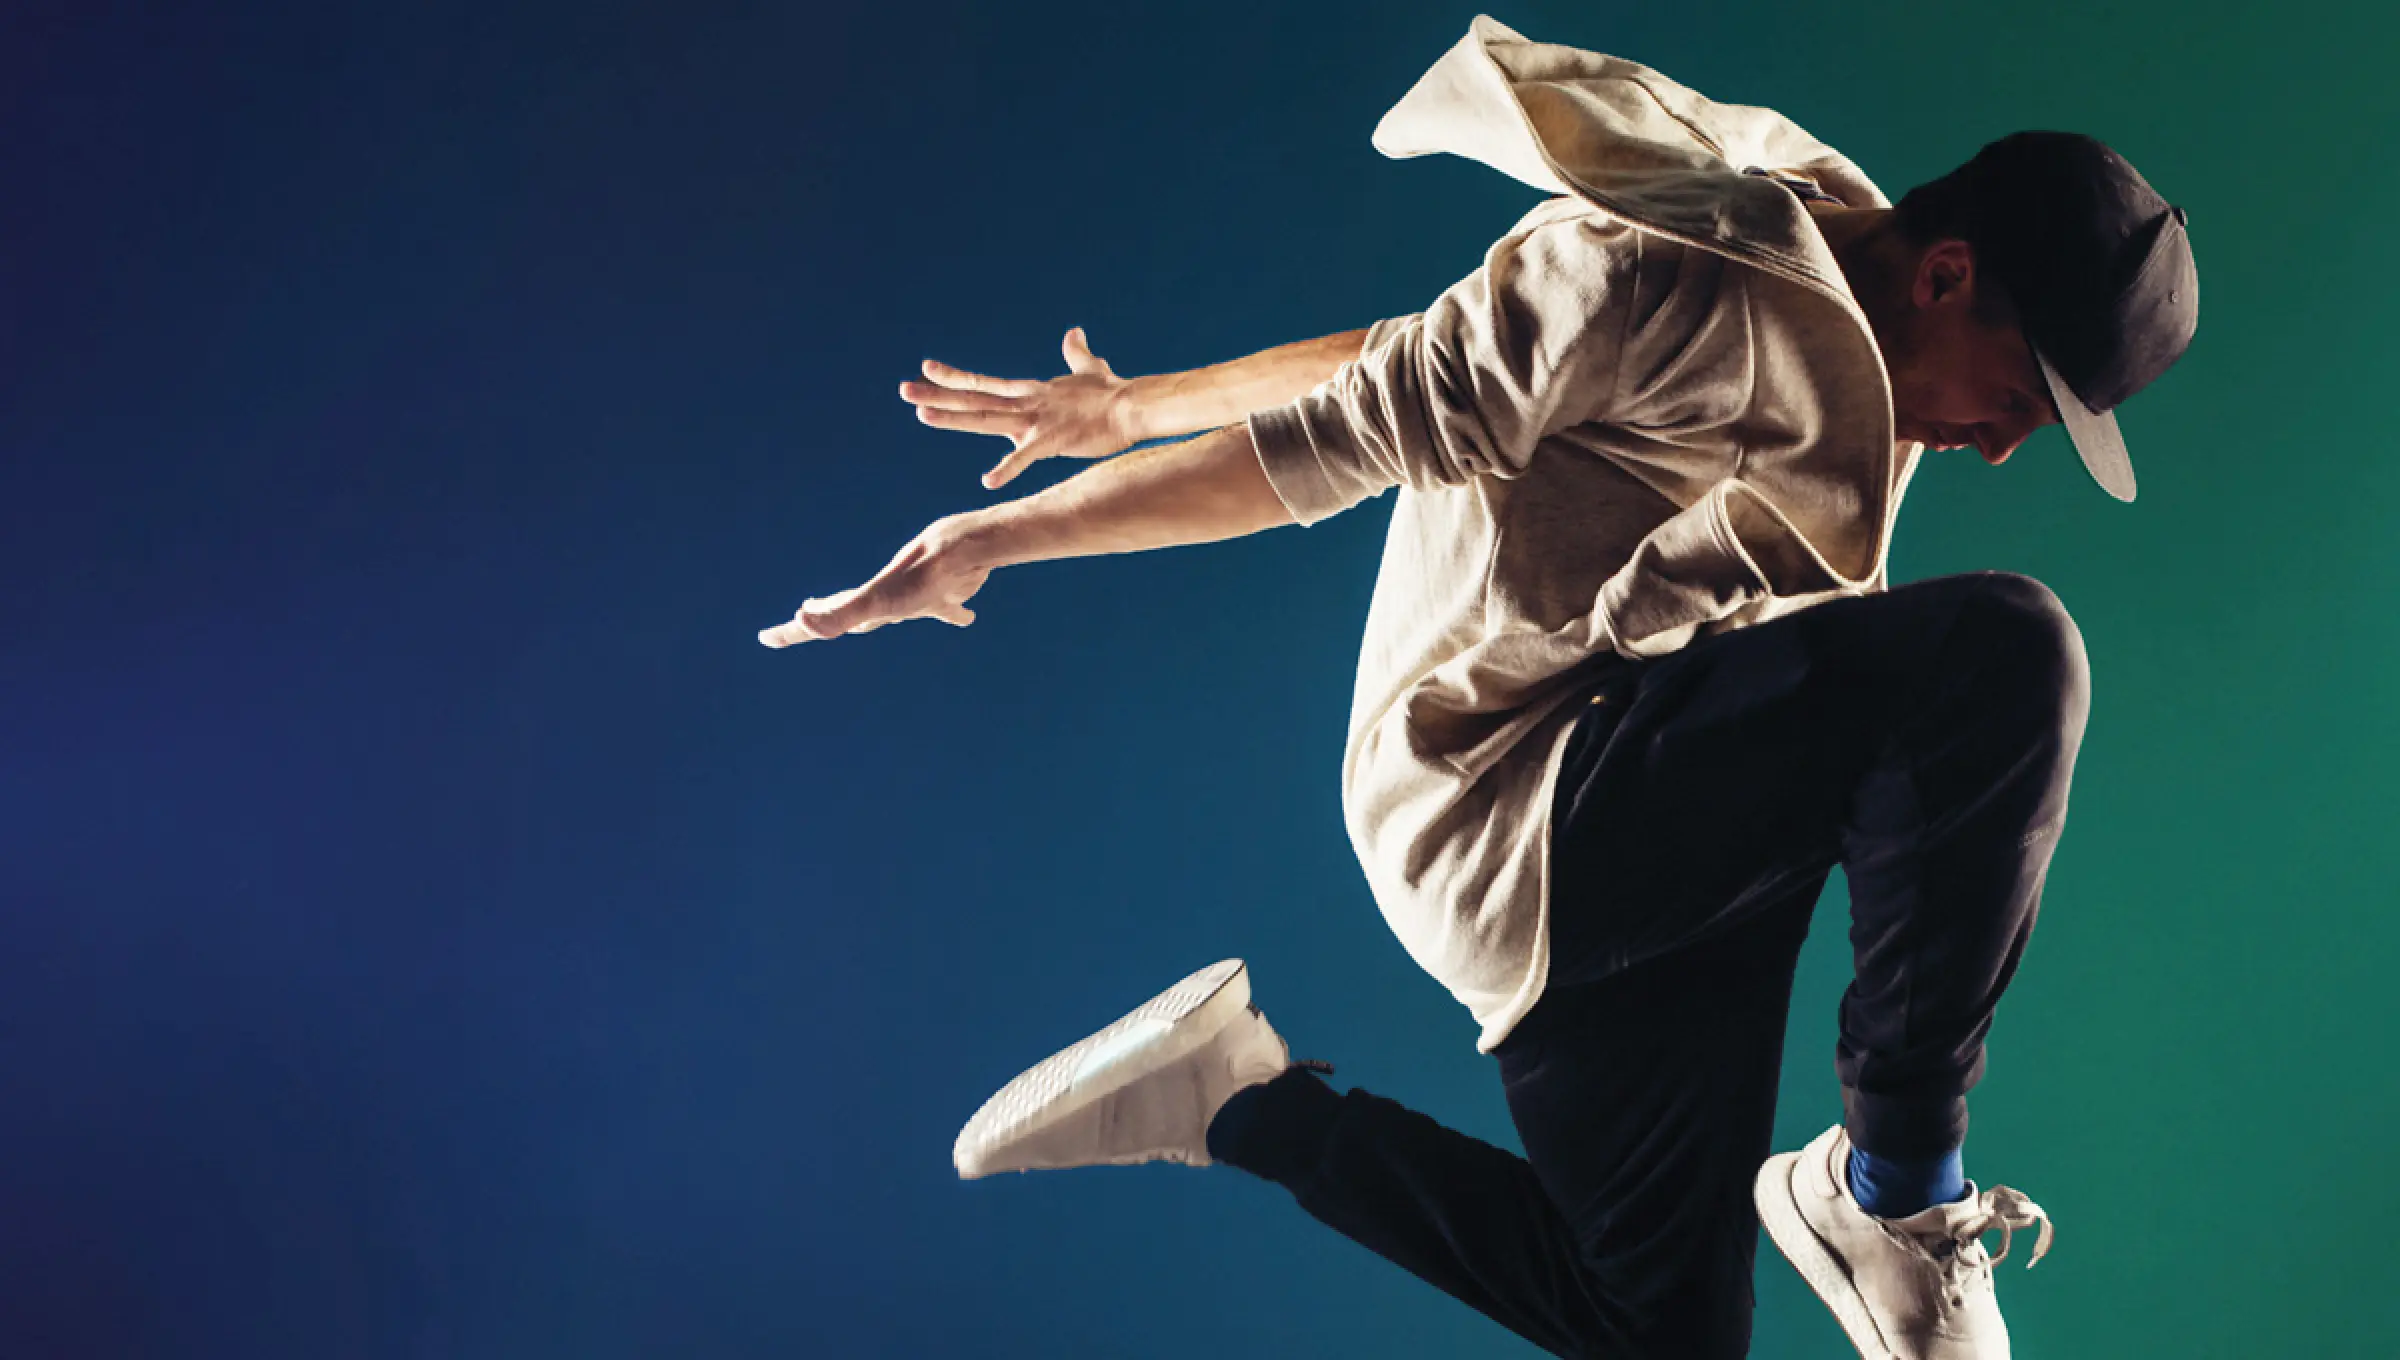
6, 1, 2393, 1356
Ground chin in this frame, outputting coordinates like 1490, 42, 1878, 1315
1898, 423, 1962, 451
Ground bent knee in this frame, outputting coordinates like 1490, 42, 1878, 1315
1954, 573, 2091, 735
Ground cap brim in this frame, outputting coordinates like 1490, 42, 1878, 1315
2036, 346, 2137, 503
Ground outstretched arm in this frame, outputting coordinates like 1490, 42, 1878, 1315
757, 422, 1290, 648
902, 327, 1370, 489
1116, 329, 1373, 443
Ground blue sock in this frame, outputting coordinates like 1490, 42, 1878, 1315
1847, 1143, 1969, 1219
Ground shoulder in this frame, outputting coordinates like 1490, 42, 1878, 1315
1468, 201, 1650, 352
1501, 210, 1758, 388
1490, 202, 1740, 318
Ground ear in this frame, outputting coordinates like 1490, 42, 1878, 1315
1912, 239, 1978, 311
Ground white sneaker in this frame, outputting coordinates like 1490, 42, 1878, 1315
953, 959, 1293, 1179
1755, 1124, 2054, 1359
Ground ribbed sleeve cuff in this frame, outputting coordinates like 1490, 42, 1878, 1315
1245, 401, 1350, 528
1842, 1086, 1970, 1161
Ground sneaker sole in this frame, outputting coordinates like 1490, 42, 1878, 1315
1754, 1150, 1896, 1360
953, 958, 1251, 1179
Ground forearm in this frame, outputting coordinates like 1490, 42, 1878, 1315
1117, 330, 1370, 442
949, 423, 1293, 570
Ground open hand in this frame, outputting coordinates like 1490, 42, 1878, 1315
900, 327, 1135, 490
758, 518, 989, 648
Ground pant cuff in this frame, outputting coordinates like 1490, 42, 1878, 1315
1206, 1066, 1341, 1184
1842, 1087, 1969, 1161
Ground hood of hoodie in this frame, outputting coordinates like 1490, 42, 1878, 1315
1368, 16, 1912, 589
1371, 16, 1892, 309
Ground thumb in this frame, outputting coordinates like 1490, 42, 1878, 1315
931, 601, 977, 628
983, 448, 1036, 490
1063, 326, 1102, 375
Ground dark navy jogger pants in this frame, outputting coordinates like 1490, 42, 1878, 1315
1207, 571, 2093, 1359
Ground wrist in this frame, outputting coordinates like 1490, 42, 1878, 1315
933, 505, 1025, 574
1111, 375, 1161, 445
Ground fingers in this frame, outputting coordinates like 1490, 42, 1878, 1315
755, 582, 859, 647
756, 595, 977, 648
898, 380, 1017, 414
757, 611, 826, 648
915, 406, 1027, 439
918, 358, 1035, 397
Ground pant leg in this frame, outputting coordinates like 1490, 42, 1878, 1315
1832, 573, 2090, 1156
1498, 872, 1824, 1360
1210, 571, 2086, 1356
1546, 570, 2091, 1157
1208, 1071, 1629, 1359
1206, 877, 1819, 1360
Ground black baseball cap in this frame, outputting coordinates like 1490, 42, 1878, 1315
1919, 131, 2199, 502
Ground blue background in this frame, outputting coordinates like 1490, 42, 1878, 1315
6, 1, 2394, 1355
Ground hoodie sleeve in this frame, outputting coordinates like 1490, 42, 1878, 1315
1245, 208, 1638, 526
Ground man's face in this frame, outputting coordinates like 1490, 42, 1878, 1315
1880, 239, 2061, 464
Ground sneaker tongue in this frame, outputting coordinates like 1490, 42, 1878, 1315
1884, 1183, 1986, 1243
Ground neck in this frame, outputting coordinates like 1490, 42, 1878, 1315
1806, 203, 1898, 300
1806, 204, 1918, 445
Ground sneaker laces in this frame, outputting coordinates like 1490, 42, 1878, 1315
1933, 1185, 2054, 1297
1963, 1186, 2053, 1270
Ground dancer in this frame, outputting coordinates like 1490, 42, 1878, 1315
762, 20, 2196, 1359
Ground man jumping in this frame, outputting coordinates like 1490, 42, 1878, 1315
760, 19, 2197, 1359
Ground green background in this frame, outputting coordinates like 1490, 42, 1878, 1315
6, 1, 2392, 1355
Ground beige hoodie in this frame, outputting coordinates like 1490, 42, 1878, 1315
1245, 18, 1927, 1050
